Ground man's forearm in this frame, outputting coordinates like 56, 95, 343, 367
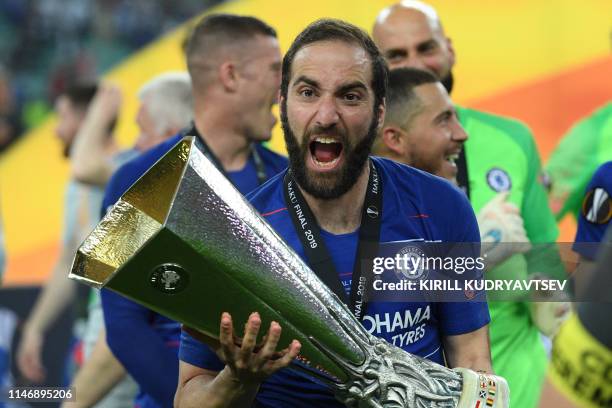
25, 248, 77, 334
70, 93, 116, 185
176, 367, 260, 408
454, 355, 493, 374
443, 326, 493, 374
70, 111, 115, 185
61, 331, 126, 408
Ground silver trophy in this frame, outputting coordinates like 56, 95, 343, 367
70, 137, 508, 408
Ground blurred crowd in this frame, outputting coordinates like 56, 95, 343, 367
0, 0, 221, 152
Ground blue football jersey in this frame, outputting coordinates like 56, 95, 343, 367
180, 157, 490, 408
573, 161, 612, 260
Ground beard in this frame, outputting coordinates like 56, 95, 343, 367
281, 100, 379, 200
441, 70, 454, 95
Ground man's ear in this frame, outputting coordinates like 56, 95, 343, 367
381, 125, 406, 156
218, 61, 239, 92
445, 36, 456, 67
376, 101, 386, 131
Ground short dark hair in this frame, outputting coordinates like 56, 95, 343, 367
61, 82, 117, 135
385, 68, 438, 128
281, 18, 388, 109
185, 13, 277, 74
63, 82, 98, 111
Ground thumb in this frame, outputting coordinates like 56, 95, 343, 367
491, 191, 510, 205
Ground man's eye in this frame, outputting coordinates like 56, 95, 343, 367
344, 93, 360, 102
386, 51, 406, 61
419, 43, 438, 54
299, 89, 314, 97
438, 113, 451, 125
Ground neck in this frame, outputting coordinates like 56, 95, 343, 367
300, 162, 370, 235
193, 106, 252, 171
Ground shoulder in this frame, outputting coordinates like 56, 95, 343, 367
246, 170, 287, 215
574, 161, 612, 254
255, 144, 288, 171
116, 135, 182, 180
374, 157, 467, 204
570, 102, 612, 134
458, 106, 532, 135
374, 157, 477, 241
457, 106, 536, 153
103, 135, 183, 211
587, 161, 612, 191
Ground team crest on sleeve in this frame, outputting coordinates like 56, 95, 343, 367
486, 168, 512, 192
582, 187, 612, 224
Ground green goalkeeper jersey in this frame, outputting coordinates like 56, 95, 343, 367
458, 106, 559, 408
546, 102, 612, 220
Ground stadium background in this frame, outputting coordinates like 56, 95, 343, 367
0, 0, 610, 286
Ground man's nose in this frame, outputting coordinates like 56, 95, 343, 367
314, 95, 340, 128
451, 120, 468, 142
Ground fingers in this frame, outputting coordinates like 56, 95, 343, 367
496, 191, 510, 203
218, 312, 235, 364
217, 312, 300, 381
237, 312, 261, 363
266, 340, 301, 373
256, 321, 282, 363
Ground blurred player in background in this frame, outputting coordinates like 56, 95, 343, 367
100, 14, 287, 408
546, 104, 612, 221
16, 83, 112, 386
373, 3, 567, 406
70, 73, 193, 187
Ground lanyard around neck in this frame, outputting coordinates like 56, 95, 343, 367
283, 160, 382, 319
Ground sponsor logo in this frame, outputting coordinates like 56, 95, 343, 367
582, 188, 612, 224
366, 205, 379, 218
150, 263, 189, 294
486, 168, 512, 192
361, 306, 431, 348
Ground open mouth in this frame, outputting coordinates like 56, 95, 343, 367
445, 152, 460, 165
309, 137, 343, 168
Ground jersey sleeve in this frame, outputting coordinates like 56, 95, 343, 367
179, 329, 225, 371
573, 162, 612, 260
439, 187, 490, 335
